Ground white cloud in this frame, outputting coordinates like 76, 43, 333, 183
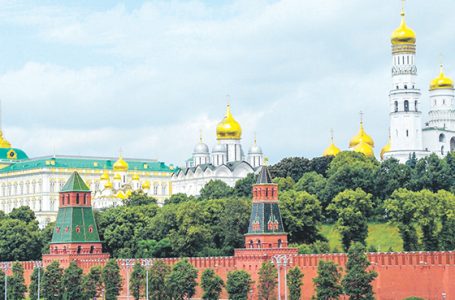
0, 0, 455, 164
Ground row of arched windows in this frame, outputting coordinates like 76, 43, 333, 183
394, 100, 418, 112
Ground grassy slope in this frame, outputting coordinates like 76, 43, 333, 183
320, 223, 403, 252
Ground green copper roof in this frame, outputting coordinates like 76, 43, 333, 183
0, 155, 175, 174
246, 202, 286, 235
62, 171, 90, 192
0, 148, 29, 161
51, 207, 101, 243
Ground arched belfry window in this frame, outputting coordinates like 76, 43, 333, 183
394, 101, 398, 112
439, 133, 446, 143
404, 100, 409, 112
415, 100, 418, 111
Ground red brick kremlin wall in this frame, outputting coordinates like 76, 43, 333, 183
8, 250, 454, 300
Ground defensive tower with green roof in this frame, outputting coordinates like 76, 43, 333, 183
244, 165, 289, 249
43, 171, 109, 267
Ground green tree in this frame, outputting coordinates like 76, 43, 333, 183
328, 188, 374, 251
96, 204, 159, 257
9, 206, 37, 224
149, 260, 170, 300
384, 189, 419, 251
410, 153, 450, 192
342, 243, 377, 300
199, 180, 234, 200
270, 157, 312, 181
82, 266, 103, 300
63, 261, 83, 300
273, 177, 296, 191
414, 190, 441, 251
374, 158, 411, 200
439, 190, 455, 250
294, 171, 327, 200
201, 269, 224, 300
165, 193, 196, 205
234, 173, 257, 197
0, 218, 42, 261
287, 267, 303, 300
43, 261, 64, 300
103, 259, 122, 300
40, 221, 55, 256
130, 262, 145, 300
310, 156, 334, 177
136, 238, 173, 258
125, 190, 158, 206
29, 267, 43, 300
258, 262, 277, 300
7, 262, 27, 300
313, 260, 342, 300
226, 270, 253, 300
218, 198, 251, 254
279, 190, 323, 243
0, 269, 4, 299
323, 152, 379, 209
165, 259, 198, 300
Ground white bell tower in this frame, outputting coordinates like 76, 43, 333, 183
384, 1, 428, 162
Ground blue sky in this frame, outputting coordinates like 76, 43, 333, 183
0, 0, 454, 165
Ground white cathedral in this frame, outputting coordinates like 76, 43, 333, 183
382, 3, 455, 162
171, 104, 264, 196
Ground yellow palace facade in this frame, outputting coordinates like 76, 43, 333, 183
0, 129, 174, 228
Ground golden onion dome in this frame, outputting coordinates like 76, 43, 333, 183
354, 141, 375, 157
116, 191, 127, 199
142, 180, 151, 189
380, 138, 392, 160
430, 65, 454, 91
100, 170, 109, 181
349, 122, 374, 148
216, 104, 242, 140
114, 173, 121, 181
132, 173, 140, 181
391, 8, 416, 45
0, 130, 12, 148
323, 133, 341, 157
104, 180, 113, 189
323, 143, 341, 157
113, 155, 129, 172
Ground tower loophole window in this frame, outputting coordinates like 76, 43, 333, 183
415, 100, 418, 111
406, 130, 409, 137
404, 100, 409, 112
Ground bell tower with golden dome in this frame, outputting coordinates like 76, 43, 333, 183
216, 103, 244, 163
385, 0, 427, 162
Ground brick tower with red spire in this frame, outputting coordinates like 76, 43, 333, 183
42, 171, 109, 267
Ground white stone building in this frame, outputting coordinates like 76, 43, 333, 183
382, 3, 455, 162
172, 104, 264, 196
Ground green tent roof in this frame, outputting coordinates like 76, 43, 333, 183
51, 207, 101, 243
62, 171, 90, 192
